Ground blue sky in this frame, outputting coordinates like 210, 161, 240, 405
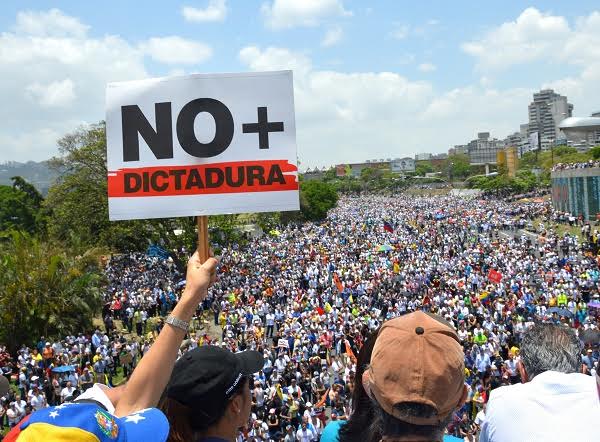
1, 1, 599, 167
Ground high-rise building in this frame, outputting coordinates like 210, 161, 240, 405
468, 132, 505, 164
527, 89, 573, 148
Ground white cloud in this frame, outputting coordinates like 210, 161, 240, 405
417, 85, 533, 151
14, 8, 89, 38
167, 68, 187, 77
418, 63, 436, 73
182, 0, 228, 23
239, 46, 313, 79
25, 78, 76, 107
0, 10, 148, 162
461, 8, 600, 117
239, 45, 434, 167
139, 36, 212, 64
261, 0, 351, 30
321, 26, 343, 47
542, 63, 600, 116
390, 24, 409, 40
461, 7, 588, 70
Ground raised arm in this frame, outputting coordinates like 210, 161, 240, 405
114, 251, 218, 416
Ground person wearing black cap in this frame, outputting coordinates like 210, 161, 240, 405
159, 345, 264, 442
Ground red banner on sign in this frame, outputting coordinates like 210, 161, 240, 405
107, 159, 298, 197
488, 269, 502, 284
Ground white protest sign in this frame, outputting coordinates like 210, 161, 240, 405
106, 71, 299, 221
277, 338, 289, 349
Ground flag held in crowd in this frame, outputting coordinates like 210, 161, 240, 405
333, 273, 344, 292
344, 339, 357, 365
383, 220, 394, 233
488, 269, 503, 284
479, 291, 490, 304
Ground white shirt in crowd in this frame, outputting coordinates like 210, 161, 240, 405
480, 371, 600, 442
60, 385, 76, 402
296, 426, 317, 442
30, 393, 47, 410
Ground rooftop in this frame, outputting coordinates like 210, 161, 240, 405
559, 117, 600, 132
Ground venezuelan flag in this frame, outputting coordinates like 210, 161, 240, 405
479, 292, 490, 304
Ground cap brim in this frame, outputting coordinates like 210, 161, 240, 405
235, 350, 264, 375
120, 407, 169, 442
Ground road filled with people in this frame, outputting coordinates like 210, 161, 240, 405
552, 160, 600, 171
1, 194, 599, 441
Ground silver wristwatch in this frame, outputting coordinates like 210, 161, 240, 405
165, 315, 189, 332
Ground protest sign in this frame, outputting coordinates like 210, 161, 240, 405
277, 339, 289, 349
106, 71, 299, 221
488, 269, 503, 284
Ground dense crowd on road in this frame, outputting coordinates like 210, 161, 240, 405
1, 194, 599, 440
552, 160, 600, 171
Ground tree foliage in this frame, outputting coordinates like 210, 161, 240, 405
299, 180, 338, 221
43, 123, 200, 253
468, 169, 538, 193
414, 162, 434, 176
442, 154, 472, 179
520, 146, 593, 172
0, 232, 105, 353
0, 177, 44, 234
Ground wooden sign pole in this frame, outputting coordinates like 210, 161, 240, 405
196, 215, 210, 263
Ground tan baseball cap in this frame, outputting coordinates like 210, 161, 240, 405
363, 311, 465, 426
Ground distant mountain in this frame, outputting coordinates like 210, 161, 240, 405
0, 160, 59, 195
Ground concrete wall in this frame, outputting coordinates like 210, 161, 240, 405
551, 167, 600, 220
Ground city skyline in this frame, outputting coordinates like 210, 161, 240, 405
1, 1, 599, 168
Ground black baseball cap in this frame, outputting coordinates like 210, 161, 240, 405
166, 345, 263, 422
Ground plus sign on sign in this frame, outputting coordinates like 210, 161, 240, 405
105, 70, 299, 221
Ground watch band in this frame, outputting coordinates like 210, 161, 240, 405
165, 315, 189, 332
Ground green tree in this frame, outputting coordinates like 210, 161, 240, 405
414, 162, 434, 176
519, 146, 593, 174
590, 145, 600, 160
300, 180, 338, 221
0, 177, 44, 234
442, 154, 471, 180
0, 232, 105, 353
44, 123, 190, 253
322, 167, 337, 182
12, 176, 44, 208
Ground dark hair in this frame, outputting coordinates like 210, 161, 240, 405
374, 401, 452, 441
520, 323, 581, 378
338, 329, 380, 442
159, 375, 249, 442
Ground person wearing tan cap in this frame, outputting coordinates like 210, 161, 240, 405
361, 311, 467, 442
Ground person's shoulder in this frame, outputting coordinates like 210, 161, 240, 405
320, 420, 345, 442
487, 382, 525, 406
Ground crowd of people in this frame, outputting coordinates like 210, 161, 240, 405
1, 193, 599, 441
552, 160, 600, 171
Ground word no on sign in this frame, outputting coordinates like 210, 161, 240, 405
106, 70, 299, 221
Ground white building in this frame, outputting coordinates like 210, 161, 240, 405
528, 89, 573, 149
468, 132, 505, 164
